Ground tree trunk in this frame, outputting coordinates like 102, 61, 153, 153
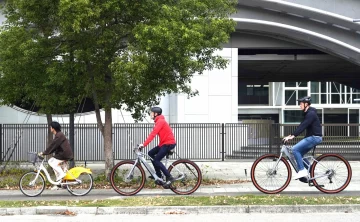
103, 108, 113, 179
46, 114, 53, 146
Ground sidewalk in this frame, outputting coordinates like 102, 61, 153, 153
1, 204, 360, 216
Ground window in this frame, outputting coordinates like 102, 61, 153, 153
285, 82, 296, 87
311, 82, 319, 93
284, 109, 323, 124
285, 90, 296, 105
238, 82, 269, 105
284, 110, 303, 123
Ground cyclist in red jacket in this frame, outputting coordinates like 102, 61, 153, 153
138, 107, 176, 187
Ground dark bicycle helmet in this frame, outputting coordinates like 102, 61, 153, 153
151, 106, 162, 115
297, 96, 311, 104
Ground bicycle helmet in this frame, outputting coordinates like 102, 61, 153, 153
151, 106, 162, 115
297, 96, 311, 105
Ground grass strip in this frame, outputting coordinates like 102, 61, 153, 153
0, 195, 360, 208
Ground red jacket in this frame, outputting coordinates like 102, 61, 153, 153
143, 115, 176, 147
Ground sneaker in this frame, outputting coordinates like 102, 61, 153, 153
163, 176, 176, 188
51, 185, 60, 190
294, 169, 308, 180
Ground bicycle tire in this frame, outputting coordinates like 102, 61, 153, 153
110, 160, 146, 196
168, 159, 202, 195
251, 154, 292, 194
310, 153, 352, 194
19, 171, 46, 197
66, 173, 94, 196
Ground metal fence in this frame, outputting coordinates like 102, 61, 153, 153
1, 123, 359, 162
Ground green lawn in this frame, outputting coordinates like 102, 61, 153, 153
0, 195, 360, 208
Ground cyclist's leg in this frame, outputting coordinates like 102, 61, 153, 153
48, 157, 66, 181
152, 144, 176, 180
293, 136, 322, 171
148, 146, 162, 178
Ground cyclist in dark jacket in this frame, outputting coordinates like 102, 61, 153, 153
283, 96, 322, 180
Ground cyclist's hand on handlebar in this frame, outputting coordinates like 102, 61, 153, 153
282, 135, 295, 143
38, 152, 43, 156
137, 144, 144, 151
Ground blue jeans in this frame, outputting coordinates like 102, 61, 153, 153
148, 144, 176, 178
292, 136, 322, 171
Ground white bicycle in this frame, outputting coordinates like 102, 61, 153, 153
19, 152, 93, 197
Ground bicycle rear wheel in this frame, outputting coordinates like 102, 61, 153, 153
310, 153, 352, 194
66, 173, 93, 196
168, 159, 202, 195
251, 154, 291, 194
110, 160, 145, 196
19, 171, 45, 197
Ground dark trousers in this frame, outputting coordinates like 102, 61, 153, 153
148, 144, 176, 178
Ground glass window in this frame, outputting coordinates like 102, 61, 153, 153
311, 82, 319, 93
321, 94, 327, 104
321, 82, 327, 93
284, 110, 303, 123
247, 87, 254, 95
331, 83, 340, 93
311, 94, 319, 104
298, 82, 308, 87
298, 90, 308, 100
285, 82, 296, 87
331, 94, 340, 104
285, 90, 296, 105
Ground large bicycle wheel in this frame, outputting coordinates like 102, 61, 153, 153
19, 171, 45, 197
168, 159, 202, 195
310, 153, 352, 194
251, 154, 292, 194
110, 160, 146, 196
66, 173, 93, 196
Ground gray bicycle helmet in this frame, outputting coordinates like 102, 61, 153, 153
297, 96, 311, 104
151, 106, 162, 115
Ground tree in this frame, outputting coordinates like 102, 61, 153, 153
0, 0, 86, 145
0, 0, 236, 178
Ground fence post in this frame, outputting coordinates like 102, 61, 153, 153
269, 123, 273, 153
0, 124, 2, 163
221, 123, 225, 161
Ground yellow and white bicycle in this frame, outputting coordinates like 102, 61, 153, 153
19, 152, 93, 197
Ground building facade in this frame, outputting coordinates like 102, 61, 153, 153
1, 0, 360, 125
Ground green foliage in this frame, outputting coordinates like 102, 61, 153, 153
0, 0, 236, 117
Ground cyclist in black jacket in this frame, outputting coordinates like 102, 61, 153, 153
283, 96, 323, 180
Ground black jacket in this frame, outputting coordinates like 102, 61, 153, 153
43, 131, 74, 160
292, 107, 322, 138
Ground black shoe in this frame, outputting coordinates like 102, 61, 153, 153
163, 176, 176, 188
155, 180, 164, 186
299, 177, 308, 183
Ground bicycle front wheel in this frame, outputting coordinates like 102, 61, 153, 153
251, 154, 292, 194
110, 160, 145, 196
66, 173, 93, 196
311, 153, 352, 194
168, 159, 202, 195
19, 171, 45, 197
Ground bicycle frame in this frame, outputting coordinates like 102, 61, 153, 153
30, 159, 81, 186
272, 145, 333, 182
125, 147, 185, 183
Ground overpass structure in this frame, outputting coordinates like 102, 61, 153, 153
232, 0, 360, 89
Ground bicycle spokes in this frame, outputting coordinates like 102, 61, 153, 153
311, 154, 352, 194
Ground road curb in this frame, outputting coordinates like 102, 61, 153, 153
0, 204, 360, 215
